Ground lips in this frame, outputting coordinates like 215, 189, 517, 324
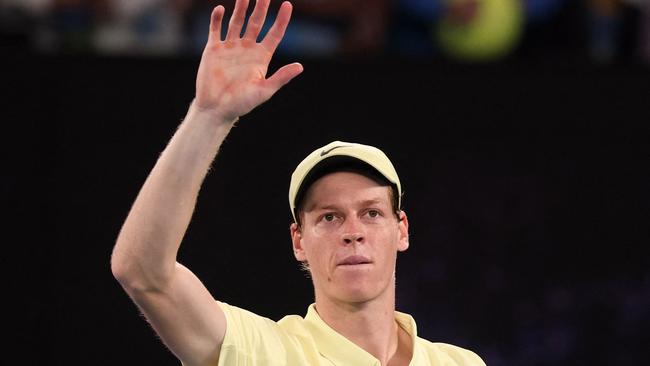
338, 255, 372, 266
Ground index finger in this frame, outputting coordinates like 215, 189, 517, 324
260, 1, 293, 53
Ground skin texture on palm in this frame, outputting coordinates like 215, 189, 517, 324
194, 0, 303, 122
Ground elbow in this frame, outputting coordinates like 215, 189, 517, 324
111, 233, 134, 282
110, 245, 174, 292
110, 241, 143, 288
110, 249, 132, 286
111, 256, 149, 292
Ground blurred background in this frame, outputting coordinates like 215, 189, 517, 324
2, 1, 649, 366
2, 0, 650, 64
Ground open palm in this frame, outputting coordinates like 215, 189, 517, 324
195, 0, 303, 122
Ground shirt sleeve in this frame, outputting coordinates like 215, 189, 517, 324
216, 301, 289, 366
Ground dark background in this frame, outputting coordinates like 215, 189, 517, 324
3, 1, 650, 365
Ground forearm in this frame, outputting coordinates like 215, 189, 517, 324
111, 102, 235, 291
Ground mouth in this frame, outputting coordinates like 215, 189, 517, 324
338, 255, 372, 266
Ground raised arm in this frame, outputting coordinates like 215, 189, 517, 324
110, 1, 302, 365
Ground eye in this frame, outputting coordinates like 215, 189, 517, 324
324, 213, 335, 222
367, 210, 380, 218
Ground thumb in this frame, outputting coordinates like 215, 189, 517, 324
264, 63, 304, 96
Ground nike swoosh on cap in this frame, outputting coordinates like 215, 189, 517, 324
320, 145, 350, 157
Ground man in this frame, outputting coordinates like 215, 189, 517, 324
110, 0, 485, 365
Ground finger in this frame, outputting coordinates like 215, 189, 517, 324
261, 1, 292, 53
208, 5, 225, 43
264, 62, 303, 95
226, 0, 250, 41
243, 0, 270, 42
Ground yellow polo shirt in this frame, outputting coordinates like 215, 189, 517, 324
216, 302, 485, 366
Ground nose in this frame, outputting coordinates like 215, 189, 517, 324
341, 217, 365, 245
342, 233, 364, 245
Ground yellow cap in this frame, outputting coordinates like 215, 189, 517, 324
289, 141, 402, 222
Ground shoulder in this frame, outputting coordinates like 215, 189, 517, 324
217, 301, 275, 328
215, 303, 315, 365
415, 338, 486, 366
217, 302, 287, 346
217, 302, 308, 345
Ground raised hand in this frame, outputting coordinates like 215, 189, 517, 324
194, 0, 303, 122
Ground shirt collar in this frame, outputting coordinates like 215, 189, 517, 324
304, 304, 419, 366
395, 310, 421, 364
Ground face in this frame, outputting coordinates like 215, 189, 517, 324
290, 171, 409, 305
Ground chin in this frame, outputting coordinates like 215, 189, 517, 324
317, 272, 392, 304
335, 285, 382, 304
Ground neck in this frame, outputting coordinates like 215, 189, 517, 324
313, 284, 412, 365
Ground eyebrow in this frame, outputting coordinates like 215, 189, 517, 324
307, 198, 387, 212
357, 198, 385, 207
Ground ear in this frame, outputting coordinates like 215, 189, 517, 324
397, 210, 409, 252
290, 222, 307, 261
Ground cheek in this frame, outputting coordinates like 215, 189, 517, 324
302, 233, 331, 266
311, 222, 342, 238
305, 246, 335, 283
376, 227, 401, 260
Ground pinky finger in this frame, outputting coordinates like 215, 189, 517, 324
208, 6, 225, 42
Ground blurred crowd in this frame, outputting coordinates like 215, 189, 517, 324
1, 0, 650, 64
